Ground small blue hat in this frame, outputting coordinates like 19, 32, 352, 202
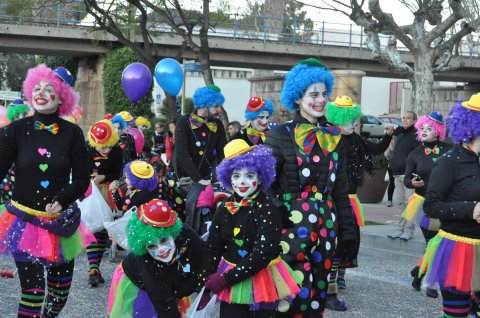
54, 67, 74, 86
427, 111, 445, 124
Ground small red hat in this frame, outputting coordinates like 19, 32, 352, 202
137, 199, 177, 228
104, 113, 114, 120
246, 96, 266, 113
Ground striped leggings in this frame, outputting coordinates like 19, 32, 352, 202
441, 289, 480, 318
15, 260, 74, 318
86, 230, 109, 272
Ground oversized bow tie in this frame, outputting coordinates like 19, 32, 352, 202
189, 114, 217, 133
225, 193, 258, 214
294, 124, 341, 155
425, 146, 440, 155
246, 127, 266, 144
34, 121, 59, 135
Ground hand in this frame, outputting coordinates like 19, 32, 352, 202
45, 201, 62, 215
199, 179, 211, 186
411, 177, 424, 188
92, 174, 105, 185
196, 291, 212, 311
385, 125, 394, 136
109, 180, 120, 192
473, 202, 480, 222
205, 273, 229, 294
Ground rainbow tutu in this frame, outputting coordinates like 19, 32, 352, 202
0, 201, 95, 265
401, 193, 440, 231
420, 230, 480, 293
216, 256, 301, 309
349, 194, 364, 227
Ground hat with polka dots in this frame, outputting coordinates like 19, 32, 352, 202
88, 119, 119, 148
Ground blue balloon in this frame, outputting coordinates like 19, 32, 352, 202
154, 58, 184, 96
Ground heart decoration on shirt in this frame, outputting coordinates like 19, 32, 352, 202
39, 164, 48, 172
40, 181, 50, 189
183, 264, 191, 273
233, 227, 240, 237
38, 148, 47, 156
234, 239, 244, 247
94, 162, 101, 167
238, 250, 248, 258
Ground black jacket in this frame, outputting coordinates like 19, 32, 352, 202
390, 125, 421, 175
424, 145, 480, 238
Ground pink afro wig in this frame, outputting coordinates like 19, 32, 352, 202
415, 115, 446, 141
22, 64, 79, 117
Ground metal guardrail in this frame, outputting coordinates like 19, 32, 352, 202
0, 4, 475, 57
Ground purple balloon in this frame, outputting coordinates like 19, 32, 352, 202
121, 62, 152, 104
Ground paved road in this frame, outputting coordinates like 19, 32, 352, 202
0, 246, 443, 317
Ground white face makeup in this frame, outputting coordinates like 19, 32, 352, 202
146, 237, 176, 263
251, 111, 270, 132
420, 124, 437, 142
297, 82, 328, 121
341, 120, 359, 135
97, 146, 112, 156
32, 81, 61, 114
113, 122, 123, 136
231, 168, 259, 198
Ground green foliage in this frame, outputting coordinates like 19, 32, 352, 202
36, 55, 79, 82
160, 97, 193, 120
103, 47, 153, 118
0, 54, 37, 91
368, 138, 389, 170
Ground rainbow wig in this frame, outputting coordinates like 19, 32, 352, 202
280, 58, 334, 112
127, 212, 182, 256
216, 145, 276, 191
245, 98, 275, 121
447, 100, 480, 143
22, 64, 78, 117
124, 161, 158, 192
111, 114, 127, 130
415, 115, 446, 141
193, 85, 225, 109
6, 100, 31, 122
135, 116, 151, 129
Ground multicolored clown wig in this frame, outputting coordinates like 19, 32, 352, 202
111, 114, 127, 131
127, 199, 182, 256
216, 139, 276, 191
135, 116, 151, 129
325, 95, 362, 126
280, 58, 334, 112
88, 119, 119, 148
414, 111, 447, 141
124, 160, 158, 192
245, 96, 275, 121
6, 99, 31, 122
23, 64, 78, 117
193, 85, 225, 109
447, 93, 480, 143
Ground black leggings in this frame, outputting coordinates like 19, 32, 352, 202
387, 167, 395, 201
220, 302, 276, 318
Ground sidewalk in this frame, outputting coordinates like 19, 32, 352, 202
360, 202, 427, 256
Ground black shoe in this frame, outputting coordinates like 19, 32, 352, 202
88, 270, 101, 287
325, 294, 347, 311
410, 266, 422, 291
98, 271, 105, 284
410, 266, 419, 278
426, 288, 438, 298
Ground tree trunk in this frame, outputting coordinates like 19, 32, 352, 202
411, 49, 434, 115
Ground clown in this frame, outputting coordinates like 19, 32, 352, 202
0, 64, 92, 317
6, 99, 31, 123
108, 199, 204, 317
111, 114, 138, 164
264, 58, 357, 318
85, 119, 123, 287
325, 95, 394, 310
234, 96, 275, 146
135, 116, 151, 131
419, 93, 480, 317
200, 139, 300, 317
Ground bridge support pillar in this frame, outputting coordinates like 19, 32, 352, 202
74, 55, 106, 132
332, 70, 366, 102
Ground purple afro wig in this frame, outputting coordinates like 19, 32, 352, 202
23, 64, 78, 117
415, 115, 446, 141
216, 145, 276, 191
124, 161, 158, 192
447, 100, 480, 143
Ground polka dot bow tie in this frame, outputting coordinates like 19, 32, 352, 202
34, 121, 59, 135
246, 127, 266, 144
424, 146, 439, 155
294, 124, 341, 155
189, 114, 217, 133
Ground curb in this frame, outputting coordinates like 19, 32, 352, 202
360, 225, 426, 256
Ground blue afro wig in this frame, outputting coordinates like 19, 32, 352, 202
280, 58, 334, 112
447, 100, 480, 143
193, 85, 225, 109
111, 114, 127, 130
245, 98, 275, 121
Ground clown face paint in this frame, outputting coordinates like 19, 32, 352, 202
296, 82, 328, 122
97, 146, 111, 156
251, 111, 270, 132
32, 81, 61, 114
113, 122, 124, 136
231, 168, 259, 198
146, 237, 176, 263
420, 124, 437, 142
341, 120, 359, 135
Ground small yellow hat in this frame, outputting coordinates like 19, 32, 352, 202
119, 111, 134, 122
224, 139, 256, 159
130, 160, 155, 179
334, 96, 354, 108
461, 93, 480, 111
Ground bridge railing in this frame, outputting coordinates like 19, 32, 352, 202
0, 4, 475, 58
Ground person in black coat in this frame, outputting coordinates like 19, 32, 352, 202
233, 96, 274, 146
264, 58, 357, 318
419, 94, 480, 318
111, 114, 138, 165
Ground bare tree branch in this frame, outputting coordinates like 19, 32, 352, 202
433, 21, 476, 60
423, 0, 464, 44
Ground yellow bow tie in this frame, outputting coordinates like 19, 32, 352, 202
189, 114, 217, 133
246, 127, 266, 144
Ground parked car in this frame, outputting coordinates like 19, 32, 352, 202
378, 115, 401, 129
360, 115, 386, 138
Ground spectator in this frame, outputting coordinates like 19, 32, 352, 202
227, 121, 241, 140
152, 122, 166, 153
165, 120, 176, 164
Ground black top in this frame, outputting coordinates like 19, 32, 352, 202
112, 188, 158, 211
0, 112, 89, 209
122, 225, 204, 318
201, 191, 282, 286
404, 141, 453, 196
424, 145, 480, 238
87, 144, 123, 183
174, 114, 227, 182
232, 126, 267, 146
390, 125, 421, 175
118, 133, 138, 165
153, 131, 166, 146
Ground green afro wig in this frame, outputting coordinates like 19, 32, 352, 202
127, 212, 183, 255
326, 98, 362, 126
6, 100, 30, 122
